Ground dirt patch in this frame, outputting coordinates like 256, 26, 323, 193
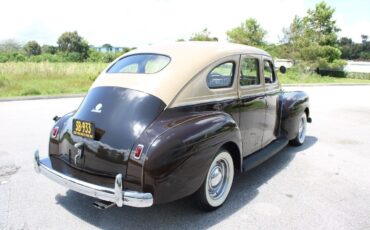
0, 164, 20, 178
337, 139, 362, 145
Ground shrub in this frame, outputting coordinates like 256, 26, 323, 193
64, 52, 83, 62
0, 54, 9, 63
28, 53, 64, 62
21, 88, 42, 96
6, 53, 26, 62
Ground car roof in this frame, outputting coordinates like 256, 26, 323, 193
128, 41, 269, 58
91, 42, 271, 106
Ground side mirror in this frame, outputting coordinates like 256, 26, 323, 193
279, 66, 286, 74
53, 115, 60, 122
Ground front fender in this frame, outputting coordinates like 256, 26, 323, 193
280, 91, 310, 139
141, 111, 241, 204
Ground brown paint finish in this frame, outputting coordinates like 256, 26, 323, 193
139, 109, 241, 204
238, 92, 266, 156
46, 86, 309, 205
42, 44, 311, 207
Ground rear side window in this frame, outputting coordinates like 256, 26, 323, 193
263, 60, 276, 84
107, 54, 170, 74
240, 57, 260, 86
207, 62, 235, 89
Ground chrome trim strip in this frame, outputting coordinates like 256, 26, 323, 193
34, 150, 153, 208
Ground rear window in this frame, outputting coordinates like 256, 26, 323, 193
107, 54, 170, 74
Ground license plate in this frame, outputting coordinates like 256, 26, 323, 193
72, 119, 95, 139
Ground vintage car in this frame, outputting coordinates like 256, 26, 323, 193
34, 42, 311, 211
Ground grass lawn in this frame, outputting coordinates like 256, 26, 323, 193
0, 62, 106, 98
279, 69, 370, 84
1, 62, 370, 98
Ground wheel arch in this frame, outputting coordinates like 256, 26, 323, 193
141, 111, 242, 204
221, 141, 242, 172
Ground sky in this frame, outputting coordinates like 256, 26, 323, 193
0, 0, 369, 47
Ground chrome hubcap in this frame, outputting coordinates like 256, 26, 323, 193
210, 166, 222, 187
208, 159, 229, 200
298, 116, 307, 143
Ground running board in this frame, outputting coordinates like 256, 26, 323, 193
242, 137, 288, 172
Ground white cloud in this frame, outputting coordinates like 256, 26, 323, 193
0, 0, 366, 47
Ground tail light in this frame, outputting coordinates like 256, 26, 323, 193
134, 144, 144, 159
52, 126, 59, 138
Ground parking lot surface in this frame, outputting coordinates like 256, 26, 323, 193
0, 86, 370, 230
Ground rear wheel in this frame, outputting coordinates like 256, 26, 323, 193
195, 149, 234, 211
289, 113, 307, 146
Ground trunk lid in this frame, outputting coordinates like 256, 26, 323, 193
60, 86, 165, 177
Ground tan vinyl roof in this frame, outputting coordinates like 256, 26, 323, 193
91, 42, 270, 106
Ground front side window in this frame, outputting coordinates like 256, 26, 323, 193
240, 57, 260, 86
263, 60, 276, 84
107, 54, 170, 74
207, 62, 235, 89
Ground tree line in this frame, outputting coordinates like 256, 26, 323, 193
0, 1, 369, 70
186, 2, 369, 70
0, 31, 133, 63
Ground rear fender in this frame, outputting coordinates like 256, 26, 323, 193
49, 111, 75, 156
138, 111, 242, 204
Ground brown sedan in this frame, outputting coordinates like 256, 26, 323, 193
34, 42, 311, 211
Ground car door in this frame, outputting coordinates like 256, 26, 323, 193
238, 54, 267, 157
262, 58, 280, 147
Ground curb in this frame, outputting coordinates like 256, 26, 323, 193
1, 84, 370, 102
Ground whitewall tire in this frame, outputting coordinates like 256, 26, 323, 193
290, 113, 307, 146
196, 149, 234, 211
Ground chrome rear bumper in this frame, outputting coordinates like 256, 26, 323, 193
34, 150, 153, 208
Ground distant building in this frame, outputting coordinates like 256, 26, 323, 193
92, 46, 125, 53
344, 61, 370, 73
274, 59, 294, 69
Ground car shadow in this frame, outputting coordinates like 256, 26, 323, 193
55, 136, 317, 229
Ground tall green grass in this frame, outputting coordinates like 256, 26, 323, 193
0, 62, 106, 97
1, 62, 370, 98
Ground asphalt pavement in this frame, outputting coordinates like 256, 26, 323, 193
0, 86, 370, 230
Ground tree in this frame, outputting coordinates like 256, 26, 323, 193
24, 41, 41, 56
0, 39, 21, 53
361, 34, 369, 49
281, 2, 344, 69
361, 35, 368, 43
189, 28, 218, 41
359, 34, 370, 60
305, 1, 340, 46
338, 35, 370, 61
226, 18, 266, 47
57, 31, 89, 60
282, 16, 305, 45
281, 16, 306, 58
41, 45, 57, 54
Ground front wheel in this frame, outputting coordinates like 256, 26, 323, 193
289, 113, 307, 146
195, 149, 234, 211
